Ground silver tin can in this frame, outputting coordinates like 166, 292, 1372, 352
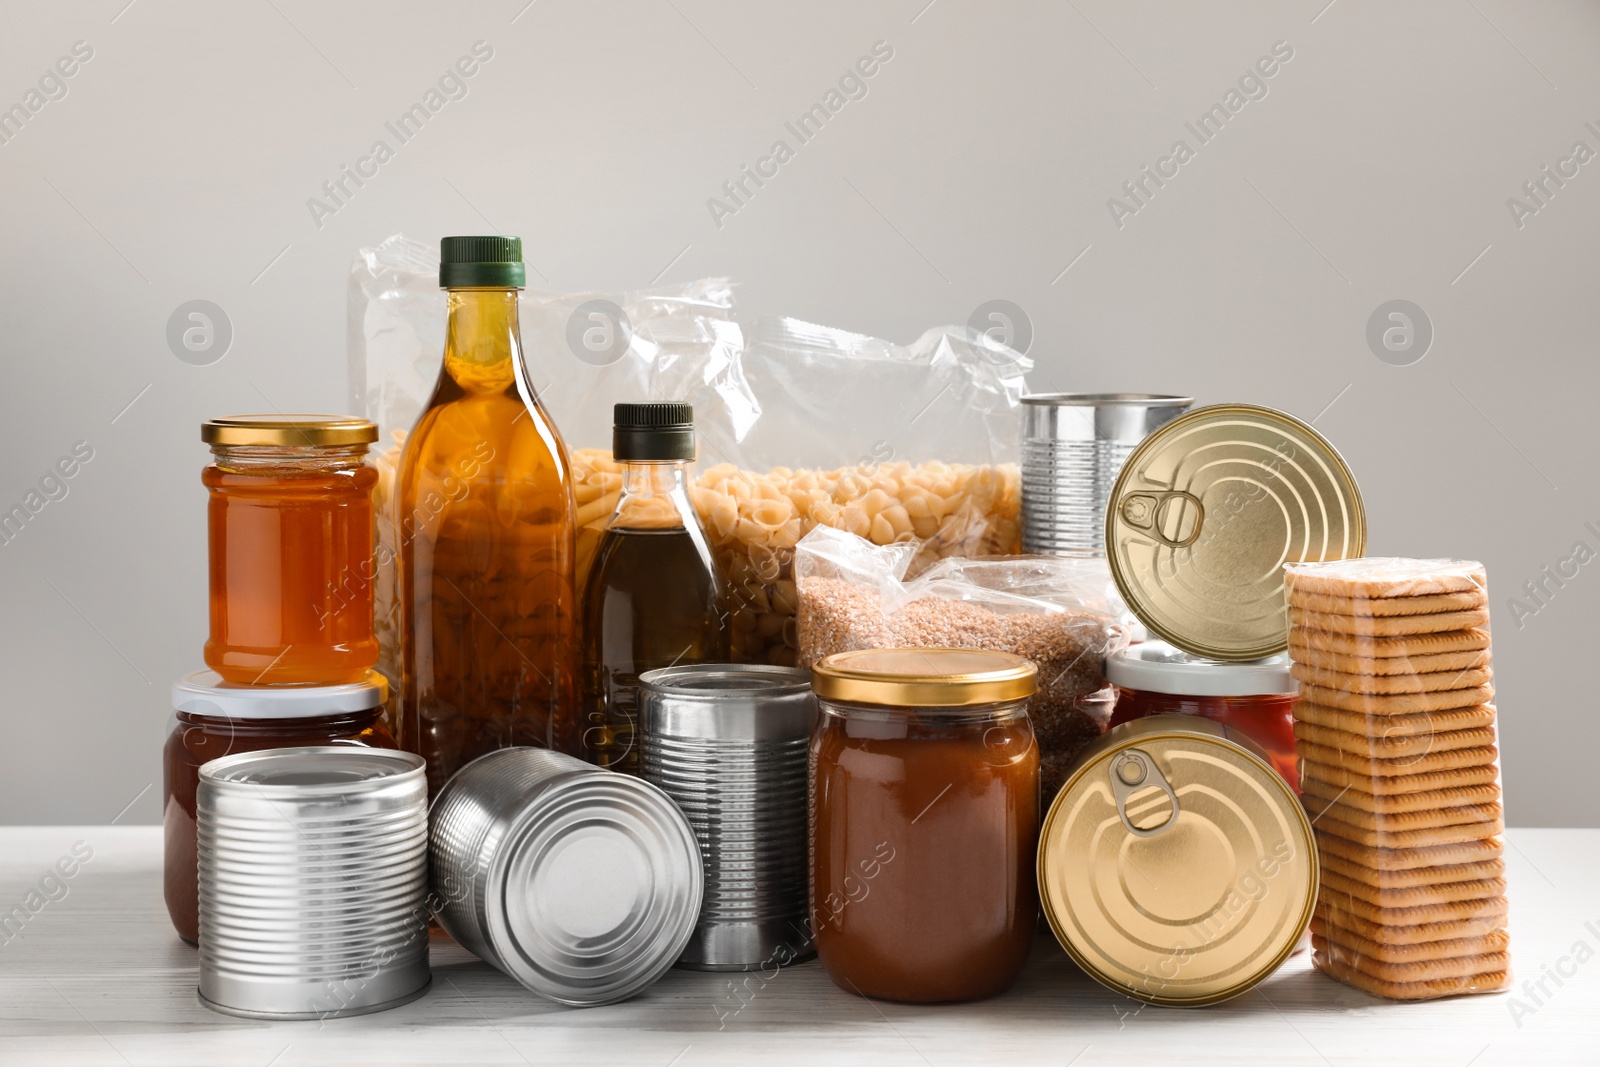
1021, 393, 1193, 558
638, 664, 817, 972
196, 747, 430, 1020
429, 747, 703, 1007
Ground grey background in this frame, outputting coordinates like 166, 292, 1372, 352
1, 0, 1595, 826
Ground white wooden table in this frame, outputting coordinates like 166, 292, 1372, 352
0, 827, 1594, 1066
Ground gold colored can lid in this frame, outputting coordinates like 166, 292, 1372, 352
201, 414, 378, 447
1038, 715, 1317, 1007
811, 648, 1038, 707
1106, 403, 1365, 660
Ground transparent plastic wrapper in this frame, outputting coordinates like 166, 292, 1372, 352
795, 525, 1129, 796
1283, 557, 1509, 1001
570, 317, 1032, 668
348, 234, 751, 716
352, 245, 1031, 677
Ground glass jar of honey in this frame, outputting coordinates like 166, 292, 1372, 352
202, 415, 379, 686
808, 648, 1039, 1003
162, 669, 395, 944
1106, 641, 1298, 791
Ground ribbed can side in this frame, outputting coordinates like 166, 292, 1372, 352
640, 732, 810, 969
196, 749, 429, 1019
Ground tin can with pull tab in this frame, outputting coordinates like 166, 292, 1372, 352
1105, 403, 1365, 661
1037, 714, 1317, 1006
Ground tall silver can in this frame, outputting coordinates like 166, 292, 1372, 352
1021, 393, 1193, 558
196, 747, 431, 1020
429, 747, 703, 1007
639, 664, 817, 972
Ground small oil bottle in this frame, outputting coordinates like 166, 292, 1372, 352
580, 403, 730, 772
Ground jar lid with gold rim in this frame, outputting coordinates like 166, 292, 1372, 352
201, 414, 378, 447
810, 648, 1037, 707
1105, 403, 1365, 661
1037, 714, 1317, 1007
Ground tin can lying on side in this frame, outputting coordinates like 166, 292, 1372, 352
429, 747, 703, 1007
196, 747, 431, 1019
1038, 714, 1317, 1006
639, 664, 817, 972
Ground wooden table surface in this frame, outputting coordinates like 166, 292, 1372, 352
0, 826, 1594, 1066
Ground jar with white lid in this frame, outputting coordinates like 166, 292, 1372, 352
163, 669, 395, 944
1106, 641, 1297, 790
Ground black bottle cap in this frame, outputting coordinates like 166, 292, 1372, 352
613, 402, 694, 461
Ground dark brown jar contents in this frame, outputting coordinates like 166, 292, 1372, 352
162, 672, 395, 945
809, 692, 1039, 1002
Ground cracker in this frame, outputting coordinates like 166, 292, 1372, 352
1283, 559, 1487, 600
1313, 812, 1503, 849
1313, 937, 1509, 983
1313, 830, 1503, 870
1292, 702, 1497, 737
1300, 775, 1502, 815
1293, 721, 1498, 760
1299, 759, 1501, 794
1315, 889, 1508, 928
1314, 903, 1507, 945
1296, 683, 1494, 715
1290, 663, 1492, 695
1286, 589, 1487, 617
1295, 741, 1498, 777
1311, 920, 1510, 963
1317, 870, 1507, 909
1284, 645, 1491, 676
1304, 795, 1503, 833
1289, 607, 1490, 637
1318, 850, 1504, 889
1289, 628, 1492, 659
1313, 951, 1509, 999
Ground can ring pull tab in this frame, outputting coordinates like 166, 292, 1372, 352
1118, 490, 1204, 548
1111, 749, 1180, 838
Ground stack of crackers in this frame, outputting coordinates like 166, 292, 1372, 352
1283, 558, 1509, 1000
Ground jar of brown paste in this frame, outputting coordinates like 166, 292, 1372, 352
163, 670, 395, 945
808, 648, 1039, 1003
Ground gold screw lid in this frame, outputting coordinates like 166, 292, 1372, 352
1106, 403, 1365, 660
201, 414, 378, 447
1038, 714, 1317, 1006
810, 648, 1038, 707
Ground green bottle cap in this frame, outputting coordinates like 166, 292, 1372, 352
439, 235, 526, 288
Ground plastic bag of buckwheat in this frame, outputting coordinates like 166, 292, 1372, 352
795, 525, 1129, 798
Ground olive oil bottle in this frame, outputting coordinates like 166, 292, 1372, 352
398, 236, 579, 794
580, 403, 730, 771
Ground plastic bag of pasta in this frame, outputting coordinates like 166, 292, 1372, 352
568, 317, 1032, 666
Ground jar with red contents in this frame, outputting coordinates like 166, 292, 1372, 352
1106, 642, 1298, 791
162, 670, 395, 945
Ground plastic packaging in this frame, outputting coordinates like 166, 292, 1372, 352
571, 317, 1032, 667
1283, 557, 1507, 1001
795, 525, 1129, 796
351, 248, 1036, 675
